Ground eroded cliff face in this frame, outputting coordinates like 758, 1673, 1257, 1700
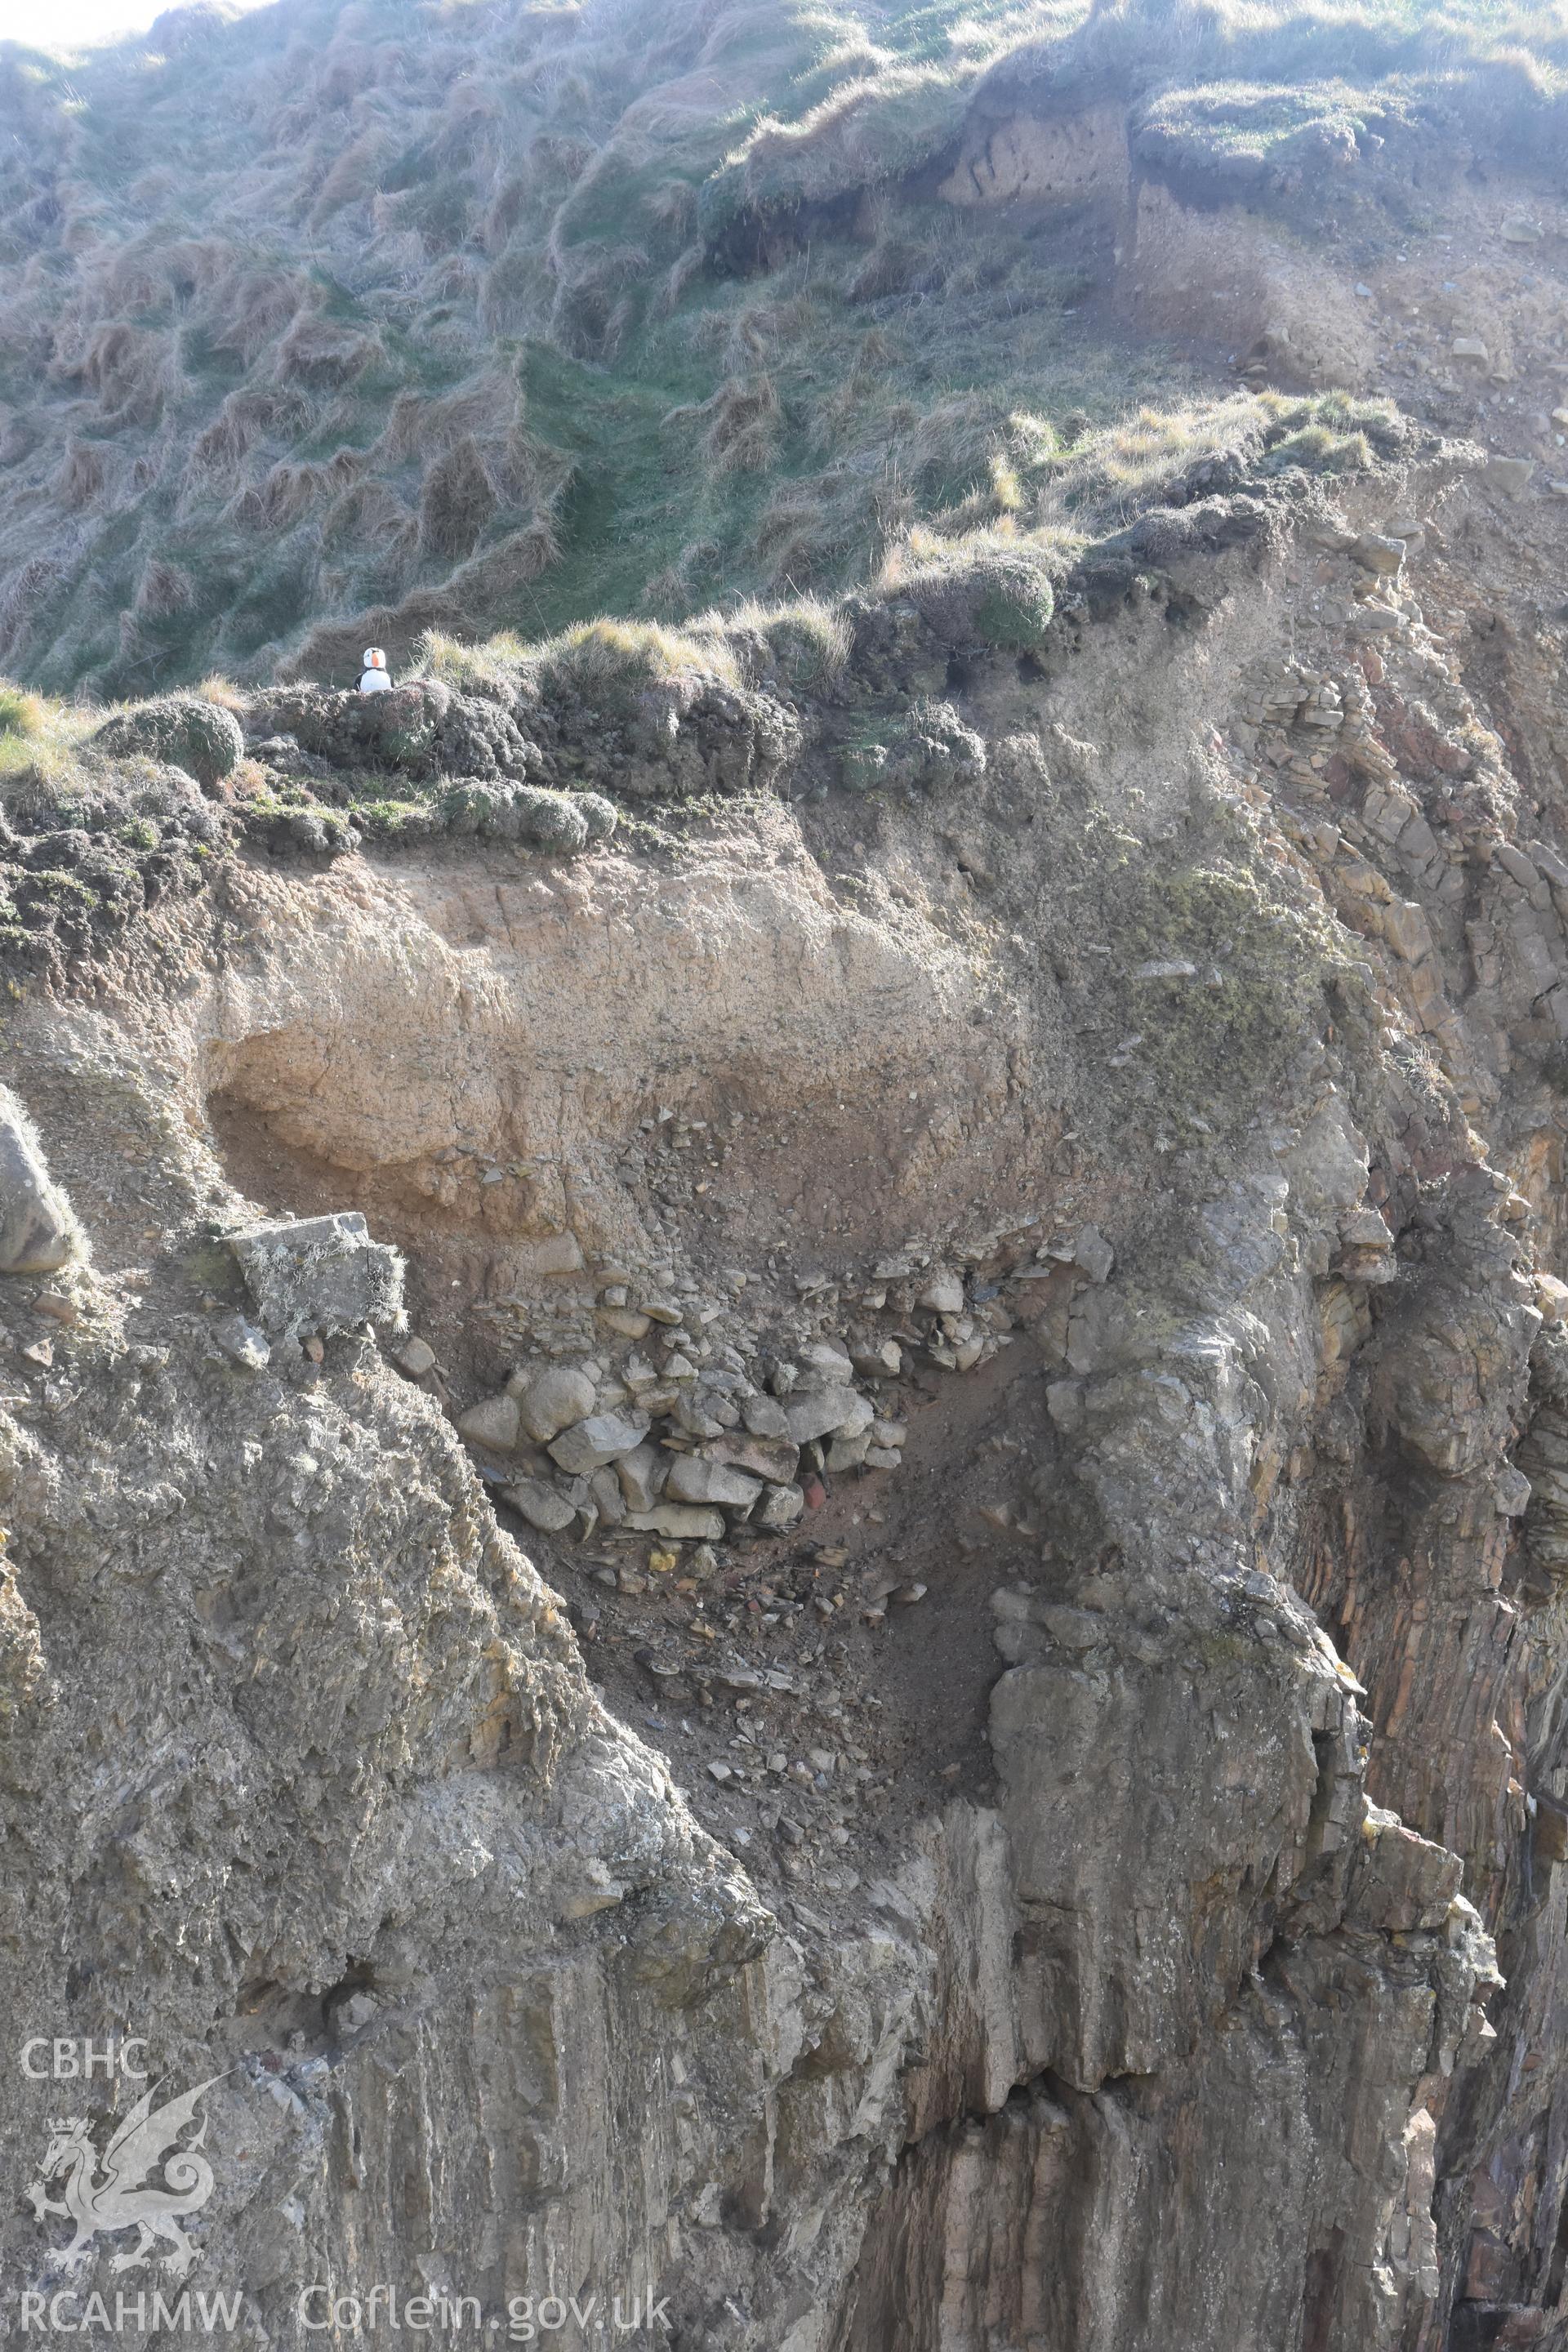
4, 99, 1568, 2352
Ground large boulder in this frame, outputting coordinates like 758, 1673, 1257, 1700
0, 1087, 79, 1275
226, 1211, 403, 1343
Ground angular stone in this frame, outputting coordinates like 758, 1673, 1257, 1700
1383, 901, 1433, 964
674, 1390, 724, 1439
0, 1089, 78, 1276
503, 1477, 576, 1534
396, 1336, 437, 1376
1395, 812, 1439, 867
548, 1411, 648, 1474
1364, 783, 1419, 845
228, 1210, 404, 1341
616, 1443, 667, 1512
589, 1464, 626, 1526
1536, 1274, 1568, 1326
1349, 604, 1405, 639
212, 1312, 270, 1370
799, 1340, 853, 1384
1348, 1812, 1463, 1932
1482, 456, 1533, 498
665, 1457, 764, 1509
598, 1306, 653, 1339
700, 1431, 800, 1484
457, 1392, 521, 1451
516, 1232, 584, 1276
742, 1391, 792, 1439
920, 1272, 965, 1314
510, 1365, 596, 1441
1494, 1465, 1531, 1517
754, 1482, 805, 1530
1535, 1794, 1568, 1865
622, 1504, 726, 1541
1045, 1377, 1086, 1428
1075, 1225, 1115, 1284
1494, 841, 1540, 890
785, 1387, 864, 1444
826, 1429, 871, 1472
1352, 532, 1405, 576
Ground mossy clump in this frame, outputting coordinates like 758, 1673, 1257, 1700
839, 736, 891, 795
1051, 800, 1340, 1136
889, 546, 1055, 654
91, 693, 244, 791
575, 792, 618, 844
434, 777, 606, 853
416, 631, 529, 709
511, 784, 590, 853
1119, 856, 1333, 1113
247, 680, 535, 786
347, 798, 441, 843
0, 780, 220, 976
836, 698, 986, 799
239, 798, 361, 859
1133, 80, 1406, 194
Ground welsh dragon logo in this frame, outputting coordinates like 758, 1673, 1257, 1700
26, 2077, 220, 2277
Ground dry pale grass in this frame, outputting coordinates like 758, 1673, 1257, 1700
663, 373, 783, 473
720, 593, 853, 683
418, 437, 498, 559
421, 612, 745, 706
0, 691, 99, 807
0, 680, 47, 740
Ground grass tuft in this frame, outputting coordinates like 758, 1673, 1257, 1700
0, 682, 45, 740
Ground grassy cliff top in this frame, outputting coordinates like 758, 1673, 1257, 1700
0, 0, 1561, 697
